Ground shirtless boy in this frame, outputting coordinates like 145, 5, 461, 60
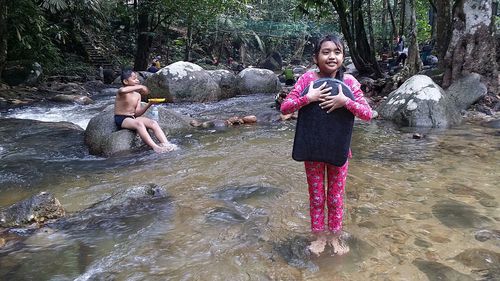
114, 70, 177, 153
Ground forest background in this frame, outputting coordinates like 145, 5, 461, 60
0, 0, 498, 97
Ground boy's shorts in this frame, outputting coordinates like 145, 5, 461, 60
114, 115, 135, 129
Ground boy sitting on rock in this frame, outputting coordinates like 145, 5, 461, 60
114, 70, 177, 153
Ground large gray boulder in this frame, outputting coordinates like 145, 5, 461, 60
144, 61, 221, 102
445, 73, 487, 111
84, 105, 194, 157
377, 75, 462, 127
207, 69, 238, 99
237, 68, 281, 95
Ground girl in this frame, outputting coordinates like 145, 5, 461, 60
280, 34, 372, 256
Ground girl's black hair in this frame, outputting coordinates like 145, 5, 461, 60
121, 69, 134, 85
313, 34, 346, 81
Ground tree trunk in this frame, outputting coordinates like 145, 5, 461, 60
292, 33, 307, 63
0, 0, 7, 81
400, 0, 406, 36
407, 0, 422, 74
330, 0, 383, 77
434, 0, 453, 67
387, 0, 398, 37
184, 21, 193, 62
367, 0, 381, 67
442, 0, 498, 92
134, 4, 152, 71
428, 1, 437, 41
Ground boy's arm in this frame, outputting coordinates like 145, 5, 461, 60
118, 85, 149, 95
134, 97, 152, 117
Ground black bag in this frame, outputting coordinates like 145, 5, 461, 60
292, 78, 355, 167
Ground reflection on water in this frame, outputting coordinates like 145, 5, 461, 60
0, 94, 498, 280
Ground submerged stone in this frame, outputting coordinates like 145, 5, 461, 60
454, 248, 500, 270
446, 183, 495, 200
272, 235, 317, 271
413, 259, 474, 281
431, 199, 492, 229
211, 185, 283, 202
206, 207, 246, 224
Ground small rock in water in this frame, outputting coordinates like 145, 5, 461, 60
412, 133, 424, 139
272, 235, 318, 271
474, 229, 500, 242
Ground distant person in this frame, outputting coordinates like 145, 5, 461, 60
153, 56, 161, 68
114, 70, 177, 153
395, 47, 408, 66
147, 63, 159, 73
280, 34, 372, 257
283, 65, 295, 86
393, 36, 407, 66
212, 56, 219, 66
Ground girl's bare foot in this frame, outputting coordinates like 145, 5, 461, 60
328, 235, 350, 255
308, 234, 327, 256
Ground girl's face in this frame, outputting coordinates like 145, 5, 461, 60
314, 41, 344, 77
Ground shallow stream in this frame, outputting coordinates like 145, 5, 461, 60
0, 91, 498, 280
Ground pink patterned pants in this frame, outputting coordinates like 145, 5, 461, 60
305, 160, 349, 233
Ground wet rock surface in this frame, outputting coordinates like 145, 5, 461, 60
0, 192, 65, 228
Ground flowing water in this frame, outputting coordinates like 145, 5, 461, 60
0, 90, 498, 281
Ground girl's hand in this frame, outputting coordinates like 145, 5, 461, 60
306, 81, 332, 103
320, 85, 349, 113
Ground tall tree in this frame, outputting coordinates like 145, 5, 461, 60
431, 0, 453, 66
406, 0, 422, 74
301, 0, 383, 77
0, 0, 7, 81
442, 0, 498, 92
133, 0, 155, 71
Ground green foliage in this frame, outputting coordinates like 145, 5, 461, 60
416, 18, 431, 43
415, 0, 432, 43
46, 54, 94, 76
6, 0, 62, 69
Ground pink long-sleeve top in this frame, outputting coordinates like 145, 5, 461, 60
280, 71, 373, 121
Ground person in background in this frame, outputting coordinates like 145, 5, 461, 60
147, 63, 159, 73
393, 36, 407, 66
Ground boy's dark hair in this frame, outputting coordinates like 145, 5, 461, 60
313, 34, 346, 81
121, 69, 134, 85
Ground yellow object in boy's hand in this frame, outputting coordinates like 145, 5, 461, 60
148, 98, 166, 103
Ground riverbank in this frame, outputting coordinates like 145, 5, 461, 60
0, 80, 116, 111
